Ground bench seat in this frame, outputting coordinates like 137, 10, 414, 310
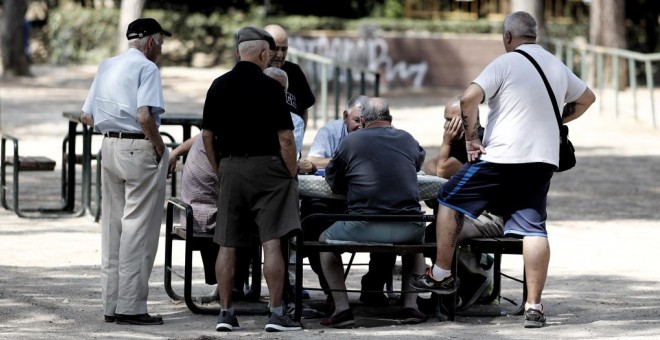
292, 213, 526, 322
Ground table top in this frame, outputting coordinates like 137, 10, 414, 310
62, 111, 81, 122
298, 173, 446, 201
161, 113, 203, 126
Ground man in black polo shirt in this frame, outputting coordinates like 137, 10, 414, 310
201, 26, 302, 333
264, 24, 316, 129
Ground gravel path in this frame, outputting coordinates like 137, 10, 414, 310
1, 65, 659, 339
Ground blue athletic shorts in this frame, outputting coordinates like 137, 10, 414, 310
437, 161, 555, 237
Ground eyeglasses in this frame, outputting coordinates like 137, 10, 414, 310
275, 46, 288, 52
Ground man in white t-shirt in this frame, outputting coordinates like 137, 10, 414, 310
410, 11, 595, 328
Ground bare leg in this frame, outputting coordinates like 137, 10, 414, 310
319, 233, 350, 314
401, 253, 425, 309
435, 205, 464, 270
216, 246, 236, 309
523, 236, 550, 305
262, 238, 285, 310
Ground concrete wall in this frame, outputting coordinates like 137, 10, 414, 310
291, 33, 505, 89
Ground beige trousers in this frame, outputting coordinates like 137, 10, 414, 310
100, 137, 168, 316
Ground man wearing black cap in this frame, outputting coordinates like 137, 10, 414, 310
81, 17, 171, 326
201, 26, 302, 332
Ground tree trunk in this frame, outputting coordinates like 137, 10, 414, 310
510, 0, 546, 39
590, 0, 627, 88
1, 0, 30, 77
116, 0, 146, 54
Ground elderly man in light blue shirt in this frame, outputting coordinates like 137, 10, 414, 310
305, 96, 366, 169
81, 18, 171, 326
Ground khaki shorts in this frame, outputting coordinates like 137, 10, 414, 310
214, 155, 301, 247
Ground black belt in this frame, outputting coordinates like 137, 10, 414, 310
104, 132, 147, 139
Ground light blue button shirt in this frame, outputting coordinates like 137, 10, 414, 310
291, 112, 305, 155
82, 48, 165, 133
307, 119, 347, 158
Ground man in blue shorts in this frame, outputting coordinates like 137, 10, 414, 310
410, 11, 595, 328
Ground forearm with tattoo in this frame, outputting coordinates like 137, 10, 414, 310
461, 112, 480, 141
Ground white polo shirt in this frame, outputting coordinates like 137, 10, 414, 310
82, 48, 165, 133
473, 44, 587, 166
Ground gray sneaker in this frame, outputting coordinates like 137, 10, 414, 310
215, 311, 240, 332
265, 312, 302, 332
409, 271, 457, 295
524, 307, 546, 328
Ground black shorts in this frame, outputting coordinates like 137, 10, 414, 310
214, 155, 301, 247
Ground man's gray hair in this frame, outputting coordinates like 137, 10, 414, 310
129, 32, 163, 50
346, 95, 368, 114
503, 11, 537, 39
238, 40, 268, 58
362, 97, 392, 123
264, 67, 288, 89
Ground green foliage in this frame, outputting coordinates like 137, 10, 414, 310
46, 7, 118, 64
384, 0, 404, 19
35, 7, 591, 67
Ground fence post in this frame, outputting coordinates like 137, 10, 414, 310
597, 52, 604, 114
334, 66, 341, 120
320, 63, 328, 126
628, 58, 637, 121
346, 67, 353, 99
613, 55, 619, 118
645, 60, 656, 128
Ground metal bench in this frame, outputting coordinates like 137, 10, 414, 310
1, 134, 71, 217
163, 197, 266, 315
292, 213, 526, 322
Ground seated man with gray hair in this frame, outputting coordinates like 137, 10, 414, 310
319, 97, 428, 327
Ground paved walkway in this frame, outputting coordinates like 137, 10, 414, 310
1, 65, 660, 339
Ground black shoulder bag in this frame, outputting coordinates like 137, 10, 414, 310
515, 49, 576, 172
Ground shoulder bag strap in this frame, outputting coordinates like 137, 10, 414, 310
514, 49, 562, 128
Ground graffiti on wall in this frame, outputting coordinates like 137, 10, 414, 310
290, 35, 428, 88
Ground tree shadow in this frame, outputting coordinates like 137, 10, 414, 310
549, 153, 660, 221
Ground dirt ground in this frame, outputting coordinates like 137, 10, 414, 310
1, 65, 660, 339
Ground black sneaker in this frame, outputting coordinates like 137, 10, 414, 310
115, 313, 163, 325
524, 307, 546, 328
104, 315, 115, 323
409, 271, 457, 295
264, 312, 302, 332
216, 311, 240, 331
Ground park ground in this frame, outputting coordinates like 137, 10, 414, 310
0, 65, 659, 339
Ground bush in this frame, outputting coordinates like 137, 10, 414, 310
34, 8, 590, 67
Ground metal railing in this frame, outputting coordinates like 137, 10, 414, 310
288, 48, 380, 129
544, 38, 660, 128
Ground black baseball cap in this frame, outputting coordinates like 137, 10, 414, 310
235, 26, 276, 51
126, 18, 172, 40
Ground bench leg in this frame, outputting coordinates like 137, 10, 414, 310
163, 203, 180, 300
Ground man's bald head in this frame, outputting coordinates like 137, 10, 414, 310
264, 24, 289, 68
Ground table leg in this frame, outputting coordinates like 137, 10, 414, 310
82, 125, 92, 214
65, 121, 77, 212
